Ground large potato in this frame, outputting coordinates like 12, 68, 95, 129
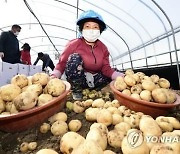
13, 91, 38, 110
25, 84, 43, 96
152, 88, 167, 103
37, 94, 53, 106
0, 84, 21, 102
60, 132, 85, 154
32, 72, 50, 86
45, 78, 65, 97
11, 74, 28, 88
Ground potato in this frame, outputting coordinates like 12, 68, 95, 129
124, 75, 136, 86
132, 74, 141, 83
28, 142, 37, 151
66, 101, 74, 110
37, 94, 53, 106
150, 143, 177, 154
131, 85, 142, 94
152, 88, 167, 103
90, 123, 108, 136
60, 132, 85, 154
40, 123, 51, 133
166, 117, 180, 129
114, 77, 127, 91
114, 122, 131, 134
124, 114, 140, 128
142, 80, 156, 91
112, 114, 123, 125
82, 99, 93, 108
25, 83, 43, 96
5, 102, 18, 114
36, 149, 58, 154
27, 76, 33, 86
85, 107, 100, 121
125, 69, 134, 75
156, 116, 173, 132
92, 98, 105, 108
158, 78, 170, 88
86, 127, 107, 150
13, 91, 37, 110
150, 74, 159, 83
97, 109, 113, 126
71, 139, 103, 154
131, 93, 141, 100
73, 101, 85, 113
51, 120, 68, 136
48, 112, 67, 123
0, 97, 5, 113
45, 78, 65, 97
107, 129, 125, 148
162, 89, 176, 104
0, 84, 21, 102
140, 90, 152, 101
139, 115, 162, 136
121, 129, 149, 154
20, 142, 29, 153
68, 120, 82, 132
11, 74, 28, 88
32, 72, 50, 86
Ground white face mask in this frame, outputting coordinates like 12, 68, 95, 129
14, 31, 19, 36
82, 29, 100, 42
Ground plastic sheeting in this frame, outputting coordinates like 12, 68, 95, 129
0, 0, 180, 70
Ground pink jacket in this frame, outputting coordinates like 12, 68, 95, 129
52, 38, 123, 79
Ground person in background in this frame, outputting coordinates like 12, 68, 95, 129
51, 10, 124, 100
33, 52, 55, 71
21, 43, 31, 65
0, 24, 21, 64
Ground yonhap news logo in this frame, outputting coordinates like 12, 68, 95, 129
127, 130, 180, 148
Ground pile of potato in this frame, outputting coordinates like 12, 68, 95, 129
35, 97, 180, 154
0, 73, 66, 115
114, 69, 176, 104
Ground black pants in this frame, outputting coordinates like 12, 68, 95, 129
65, 53, 111, 92
42, 60, 55, 71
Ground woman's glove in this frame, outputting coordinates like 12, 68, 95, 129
51, 69, 61, 78
111, 71, 125, 80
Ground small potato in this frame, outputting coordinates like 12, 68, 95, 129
140, 90, 152, 102
150, 74, 159, 83
124, 75, 136, 87
125, 69, 134, 75
97, 109, 113, 126
73, 101, 85, 113
28, 142, 37, 151
20, 142, 29, 153
122, 89, 131, 96
114, 78, 127, 91
48, 112, 67, 123
68, 120, 82, 132
40, 123, 51, 133
158, 78, 170, 88
37, 94, 53, 106
32, 72, 50, 86
11, 74, 28, 88
131, 93, 141, 100
114, 122, 131, 134
92, 98, 105, 108
131, 85, 142, 94
51, 121, 68, 136
85, 107, 100, 121
142, 80, 156, 91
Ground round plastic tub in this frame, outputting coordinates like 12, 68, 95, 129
0, 81, 71, 132
110, 81, 180, 118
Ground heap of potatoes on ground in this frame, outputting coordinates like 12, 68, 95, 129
0, 71, 180, 154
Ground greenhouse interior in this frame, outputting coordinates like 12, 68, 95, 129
0, 0, 180, 154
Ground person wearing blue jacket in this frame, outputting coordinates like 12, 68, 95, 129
33, 52, 55, 71
0, 24, 21, 64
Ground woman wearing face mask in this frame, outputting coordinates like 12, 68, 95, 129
52, 10, 124, 100
0, 24, 21, 64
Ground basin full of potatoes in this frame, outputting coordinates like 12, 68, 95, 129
110, 69, 180, 117
0, 73, 71, 132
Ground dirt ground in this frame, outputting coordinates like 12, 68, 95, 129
0, 87, 179, 154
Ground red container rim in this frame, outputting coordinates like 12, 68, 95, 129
0, 80, 71, 120
110, 81, 180, 108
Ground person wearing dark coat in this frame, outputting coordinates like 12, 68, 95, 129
0, 24, 21, 64
33, 52, 55, 71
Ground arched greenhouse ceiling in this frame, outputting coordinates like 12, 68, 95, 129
0, 0, 180, 70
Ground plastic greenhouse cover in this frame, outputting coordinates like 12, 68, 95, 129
0, 0, 180, 70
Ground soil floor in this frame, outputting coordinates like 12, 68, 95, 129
0, 86, 179, 154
